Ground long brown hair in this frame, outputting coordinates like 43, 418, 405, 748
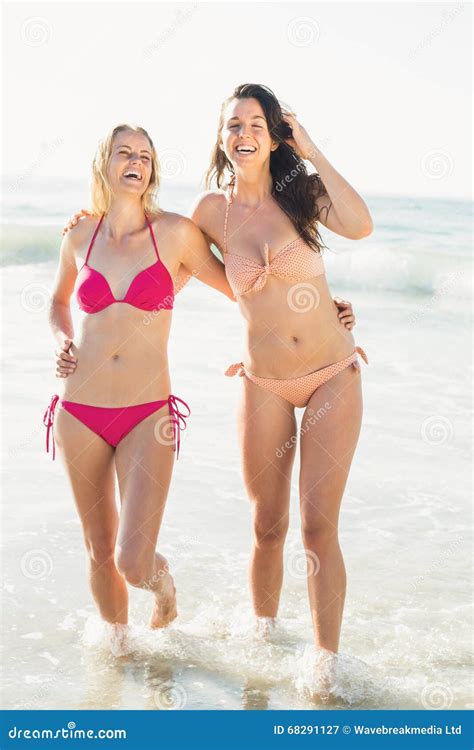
205, 83, 331, 253
90, 124, 161, 216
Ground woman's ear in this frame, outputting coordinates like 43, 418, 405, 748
270, 142, 279, 152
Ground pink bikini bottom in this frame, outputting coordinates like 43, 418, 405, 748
225, 346, 368, 408
43, 394, 190, 460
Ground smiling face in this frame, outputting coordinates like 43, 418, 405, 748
107, 129, 153, 197
221, 97, 278, 171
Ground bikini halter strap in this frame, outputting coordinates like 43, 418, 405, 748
223, 176, 236, 255
84, 214, 105, 264
145, 213, 160, 260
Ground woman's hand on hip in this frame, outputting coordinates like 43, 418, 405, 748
333, 297, 356, 331
55, 338, 77, 377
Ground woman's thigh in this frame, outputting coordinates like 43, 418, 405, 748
238, 378, 297, 535
299, 365, 363, 533
53, 406, 118, 560
114, 407, 175, 568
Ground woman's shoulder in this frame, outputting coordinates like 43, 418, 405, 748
193, 188, 228, 212
64, 213, 101, 248
148, 210, 199, 243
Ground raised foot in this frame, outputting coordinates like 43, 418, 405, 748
149, 573, 177, 629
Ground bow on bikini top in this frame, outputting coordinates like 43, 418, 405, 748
222, 179, 325, 297
75, 214, 174, 313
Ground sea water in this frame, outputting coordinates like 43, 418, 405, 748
1, 178, 472, 710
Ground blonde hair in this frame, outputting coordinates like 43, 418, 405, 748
90, 124, 160, 216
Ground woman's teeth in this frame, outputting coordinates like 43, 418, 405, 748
236, 146, 256, 154
123, 171, 142, 180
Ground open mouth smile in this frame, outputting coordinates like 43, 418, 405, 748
235, 145, 257, 154
122, 170, 143, 181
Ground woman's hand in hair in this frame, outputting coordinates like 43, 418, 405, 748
281, 111, 315, 161
62, 209, 90, 235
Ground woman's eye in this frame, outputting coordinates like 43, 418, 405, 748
142, 156, 150, 161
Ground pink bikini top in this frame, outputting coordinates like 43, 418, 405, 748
222, 179, 325, 297
76, 215, 174, 314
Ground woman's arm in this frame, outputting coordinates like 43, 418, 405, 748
175, 210, 235, 302
49, 227, 82, 377
282, 112, 374, 240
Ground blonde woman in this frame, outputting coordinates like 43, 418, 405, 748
44, 124, 233, 638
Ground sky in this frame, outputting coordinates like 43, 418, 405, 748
2, 1, 472, 200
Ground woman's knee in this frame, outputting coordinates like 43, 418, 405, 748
253, 511, 289, 551
84, 531, 117, 567
301, 516, 339, 552
114, 546, 152, 587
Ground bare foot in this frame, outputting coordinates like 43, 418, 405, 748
107, 622, 131, 658
149, 572, 177, 629
255, 616, 278, 639
309, 649, 338, 705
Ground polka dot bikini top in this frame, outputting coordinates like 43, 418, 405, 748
222, 178, 325, 297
